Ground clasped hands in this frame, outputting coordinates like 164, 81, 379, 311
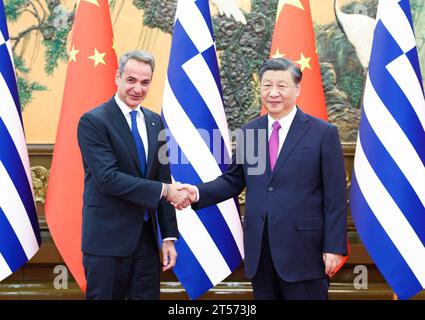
163, 182, 198, 210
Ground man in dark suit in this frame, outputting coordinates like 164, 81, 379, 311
77, 50, 186, 300
179, 58, 347, 300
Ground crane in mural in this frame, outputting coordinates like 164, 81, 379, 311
334, 0, 376, 70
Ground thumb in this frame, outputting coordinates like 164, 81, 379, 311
176, 182, 187, 191
178, 183, 190, 191
162, 248, 169, 266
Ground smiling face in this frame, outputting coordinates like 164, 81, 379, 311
260, 70, 301, 120
115, 58, 153, 109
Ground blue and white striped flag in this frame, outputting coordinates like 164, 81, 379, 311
0, 0, 41, 281
162, 0, 244, 299
350, 0, 425, 299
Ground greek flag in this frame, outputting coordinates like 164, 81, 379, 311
350, 0, 425, 299
0, 0, 41, 281
162, 0, 243, 299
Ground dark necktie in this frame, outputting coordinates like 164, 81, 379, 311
130, 110, 149, 221
130, 110, 147, 178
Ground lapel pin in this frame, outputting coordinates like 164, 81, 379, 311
152, 122, 155, 126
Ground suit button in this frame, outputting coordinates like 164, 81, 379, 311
268, 186, 274, 192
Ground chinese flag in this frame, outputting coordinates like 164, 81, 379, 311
263, 0, 349, 274
261, 0, 327, 120
45, 0, 118, 292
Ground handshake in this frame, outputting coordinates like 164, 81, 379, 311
163, 183, 198, 210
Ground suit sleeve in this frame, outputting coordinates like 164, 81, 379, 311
193, 141, 246, 210
77, 112, 162, 210
155, 117, 178, 239
321, 125, 348, 255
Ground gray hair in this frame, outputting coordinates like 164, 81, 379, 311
259, 58, 302, 84
118, 50, 155, 76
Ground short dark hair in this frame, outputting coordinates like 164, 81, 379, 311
259, 58, 302, 84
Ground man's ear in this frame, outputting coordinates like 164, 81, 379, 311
296, 84, 301, 97
115, 70, 120, 85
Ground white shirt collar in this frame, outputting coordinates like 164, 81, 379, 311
114, 94, 143, 118
267, 105, 297, 132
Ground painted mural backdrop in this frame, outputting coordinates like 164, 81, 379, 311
5, 0, 425, 142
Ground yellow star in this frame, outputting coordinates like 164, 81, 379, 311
277, 0, 305, 17
88, 48, 106, 67
296, 53, 311, 72
272, 48, 285, 59
69, 45, 80, 63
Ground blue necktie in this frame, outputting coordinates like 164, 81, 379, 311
130, 110, 149, 221
130, 110, 147, 177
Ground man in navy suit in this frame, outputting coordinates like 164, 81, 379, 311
179, 58, 347, 299
77, 50, 187, 300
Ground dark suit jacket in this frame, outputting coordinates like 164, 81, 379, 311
77, 97, 178, 257
193, 108, 347, 281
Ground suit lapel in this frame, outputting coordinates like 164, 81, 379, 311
269, 108, 310, 181
141, 107, 158, 178
105, 98, 142, 176
255, 115, 271, 176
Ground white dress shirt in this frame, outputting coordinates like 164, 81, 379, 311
114, 94, 149, 162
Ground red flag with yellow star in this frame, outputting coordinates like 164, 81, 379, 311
45, 0, 117, 292
261, 0, 327, 120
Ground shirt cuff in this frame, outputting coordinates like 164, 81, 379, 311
161, 183, 169, 199
163, 237, 177, 242
194, 185, 200, 202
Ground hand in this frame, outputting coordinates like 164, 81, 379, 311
322, 253, 343, 277
165, 182, 192, 209
175, 183, 198, 210
162, 240, 177, 272
177, 184, 198, 203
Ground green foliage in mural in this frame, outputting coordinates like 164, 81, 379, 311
213, 0, 278, 129
338, 71, 364, 109
316, 0, 377, 109
411, 1, 425, 79
4, 0, 28, 21
4, 0, 74, 107
13, 54, 47, 108
43, 5, 74, 75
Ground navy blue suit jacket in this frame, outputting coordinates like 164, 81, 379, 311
77, 97, 178, 257
193, 108, 347, 281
